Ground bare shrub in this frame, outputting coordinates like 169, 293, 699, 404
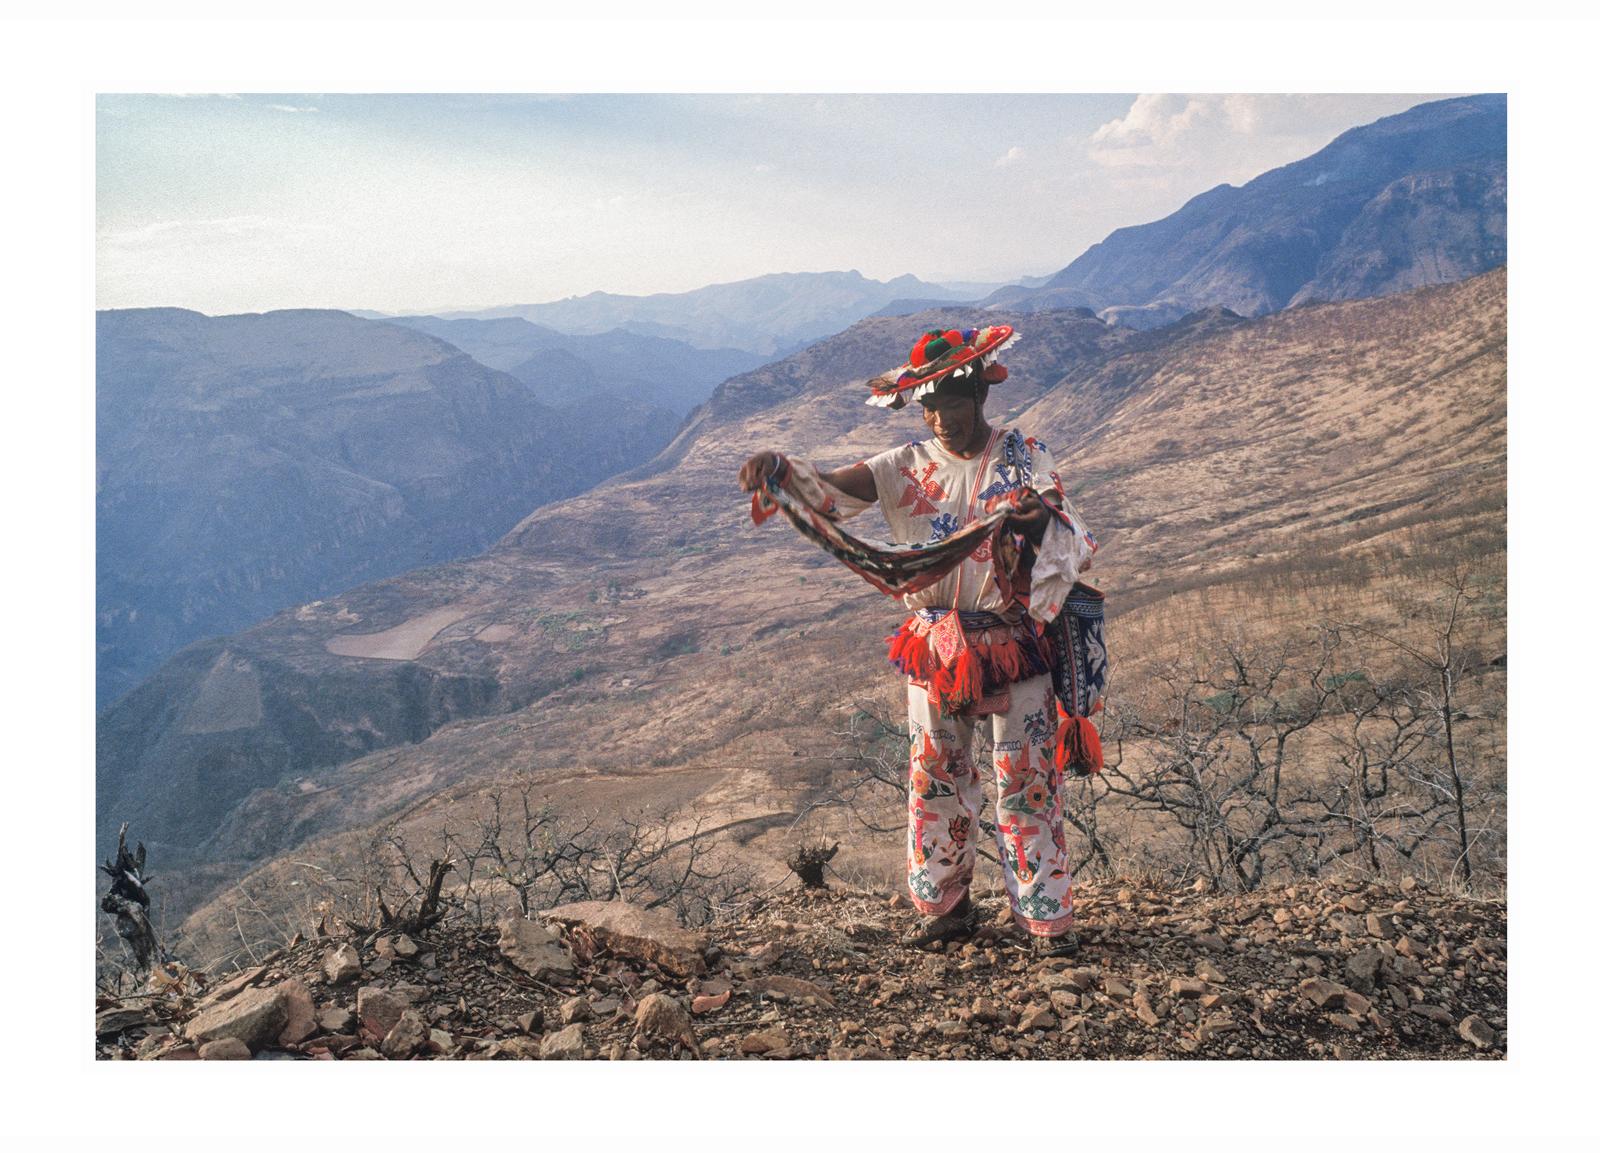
437, 783, 757, 926
818, 568, 1504, 898
207, 785, 760, 969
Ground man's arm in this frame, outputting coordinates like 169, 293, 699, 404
739, 451, 879, 505
819, 462, 878, 504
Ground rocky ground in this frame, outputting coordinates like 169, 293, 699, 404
96, 874, 1506, 1061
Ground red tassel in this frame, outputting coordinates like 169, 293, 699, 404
929, 649, 982, 715
949, 648, 982, 709
988, 636, 1023, 683
1055, 711, 1103, 778
886, 621, 934, 680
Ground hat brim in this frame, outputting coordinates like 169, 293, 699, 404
866, 325, 1017, 408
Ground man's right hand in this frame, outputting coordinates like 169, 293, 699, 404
738, 451, 781, 492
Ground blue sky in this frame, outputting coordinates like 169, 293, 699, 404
97, 92, 1448, 315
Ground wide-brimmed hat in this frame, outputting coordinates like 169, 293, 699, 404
865, 324, 1018, 409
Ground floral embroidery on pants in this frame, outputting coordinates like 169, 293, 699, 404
903, 673, 1073, 935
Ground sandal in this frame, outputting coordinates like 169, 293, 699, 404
1028, 929, 1080, 958
899, 896, 979, 949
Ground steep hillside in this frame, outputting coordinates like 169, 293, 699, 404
93, 271, 1504, 950
993, 94, 1505, 323
95, 308, 671, 708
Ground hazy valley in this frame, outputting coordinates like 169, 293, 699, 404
95, 267, 1505, 963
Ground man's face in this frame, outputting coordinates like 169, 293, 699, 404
921, 391, 982, 455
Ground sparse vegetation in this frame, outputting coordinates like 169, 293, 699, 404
196, 782, 758, 972
820, 567, 1504, 899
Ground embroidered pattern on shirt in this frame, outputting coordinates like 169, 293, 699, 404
896, 462, 946, 517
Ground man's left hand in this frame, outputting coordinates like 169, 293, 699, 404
1003, 490, 1053, 546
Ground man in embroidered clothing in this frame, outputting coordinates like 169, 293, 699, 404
738, 325, 1098, 957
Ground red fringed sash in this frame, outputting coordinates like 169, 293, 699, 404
885, 614, 1051, 718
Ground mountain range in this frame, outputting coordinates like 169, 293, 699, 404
380, 315, 767, 417
437, 270, 978, 355
95, 308, 676, 709
985, 93, 1505, 326
371, 94, 1505, 347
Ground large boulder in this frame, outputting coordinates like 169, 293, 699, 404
185, 984, 289, 1052
541, 900, 709, 977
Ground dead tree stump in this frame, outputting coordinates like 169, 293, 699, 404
787, 842, 839, 889
100, 823, 163, 974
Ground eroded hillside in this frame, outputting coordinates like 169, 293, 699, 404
94, 270, 1504, 953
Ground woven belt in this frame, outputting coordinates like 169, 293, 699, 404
914, 608, 1009, 630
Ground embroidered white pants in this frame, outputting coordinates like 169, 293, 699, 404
904, 672, 1074, 937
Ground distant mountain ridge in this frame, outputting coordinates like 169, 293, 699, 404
95, 308, 676, 709
990, 93, 1505, 325
382, 315, 767, 417
439, 270, 977, 355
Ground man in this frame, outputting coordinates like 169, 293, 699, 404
738, 325, 1098, 957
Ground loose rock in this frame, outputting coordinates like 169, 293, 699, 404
317, 1005, 353, 1034
1458, 1015, 1497, 1050
322, 943, 362, 986
560, 996, 591, 1025
1297, 978, 1348, 1009
1017, 1005, 1057, 1033
356, 986, 412, 1041
692, 990, 731, 1015
635, 993, 695, 1049
497, 915, 576, 980
740, 1027, 790, 1055
381, 1010, 429, 1059
198, 1038, 252, 1061
276, 979, 317, 1045
540, 1024, 586, 1060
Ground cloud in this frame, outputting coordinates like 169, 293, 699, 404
995, 145, 1025, 168
1086, 94, 1441, 176
753, 162, 776, 173
1088, 94, 1215, 164
268, 104, 318, 114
